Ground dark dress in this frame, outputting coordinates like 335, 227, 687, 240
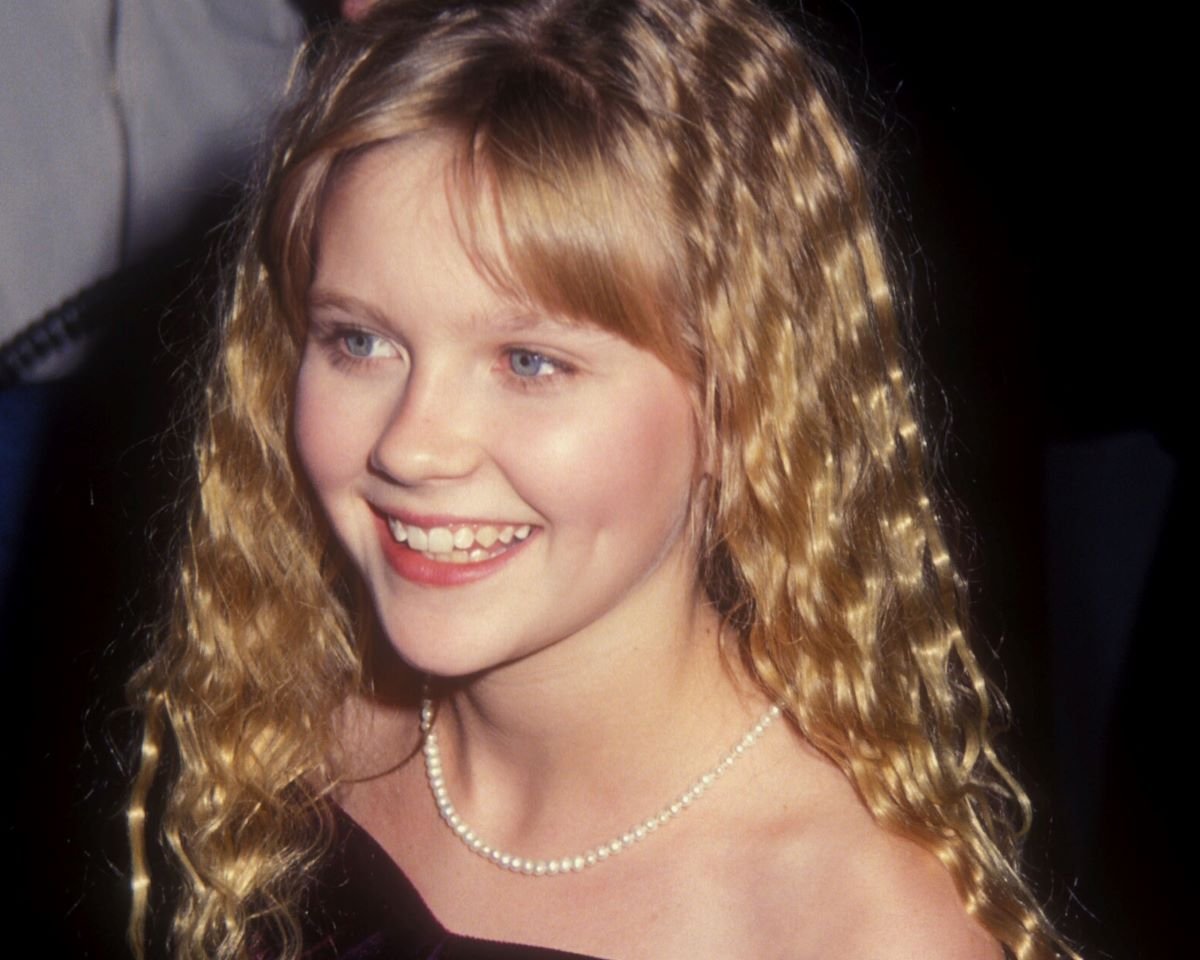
299, 808, 605, 960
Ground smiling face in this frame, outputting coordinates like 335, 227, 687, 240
293, 139, 703, 678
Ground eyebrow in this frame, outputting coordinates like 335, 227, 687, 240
307, 290, 392, 327
306, 288, 589, 338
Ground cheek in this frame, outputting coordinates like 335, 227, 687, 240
621, 398, 699, 527
292, 362, 365, 497
504, 381, 698, 534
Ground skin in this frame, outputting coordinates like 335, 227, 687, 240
295, 139, 705, 683
296, 138, 1000, 960
339, 0, 377, 22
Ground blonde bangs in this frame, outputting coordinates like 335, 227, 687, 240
457, 121, 691, 378
263, 10, 693, 380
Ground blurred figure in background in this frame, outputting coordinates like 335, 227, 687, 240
0, 3, 331, 953
0, 0, 315, 604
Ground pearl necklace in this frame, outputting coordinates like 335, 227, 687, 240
420, 697, 783, 876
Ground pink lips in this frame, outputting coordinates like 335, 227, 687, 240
373, 512, 536, 587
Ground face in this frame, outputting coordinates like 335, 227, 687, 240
293, 139, 702, 679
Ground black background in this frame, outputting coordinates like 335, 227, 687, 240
800, 3, 1182, 955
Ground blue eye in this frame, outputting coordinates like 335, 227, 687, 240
508, 349, 556, 378
343, 331, 379, 358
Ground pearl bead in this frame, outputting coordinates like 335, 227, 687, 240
420, 695, 783, 877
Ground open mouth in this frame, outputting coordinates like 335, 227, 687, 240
385, 517, 534, 565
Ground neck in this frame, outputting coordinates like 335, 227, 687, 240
422, 580, 763, 850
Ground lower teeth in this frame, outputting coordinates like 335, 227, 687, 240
417, 546, 502, 564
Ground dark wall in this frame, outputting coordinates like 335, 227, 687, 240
795, 3, 1180, 955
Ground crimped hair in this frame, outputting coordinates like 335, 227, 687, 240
129, 1, 1071, 957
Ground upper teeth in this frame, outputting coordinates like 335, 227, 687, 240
387, 519, 532, 553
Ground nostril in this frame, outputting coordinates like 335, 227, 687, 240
368, 384, 482, 486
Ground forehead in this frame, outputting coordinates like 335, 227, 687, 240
312, 138, 592, 340
319, 137, 459, 257
314, 139, 493, 310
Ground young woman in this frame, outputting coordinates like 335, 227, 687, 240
129, 1, 1071, 957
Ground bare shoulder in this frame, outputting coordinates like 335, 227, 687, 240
807, 829, 1003, 960
727, 740, 1002, 960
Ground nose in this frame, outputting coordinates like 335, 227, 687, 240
369, 363, 482, 486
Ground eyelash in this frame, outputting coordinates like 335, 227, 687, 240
503, 348, 575, 389
317, 326, 575, 390
317, 326, 395, 371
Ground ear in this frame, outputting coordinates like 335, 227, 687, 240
699, 428, 717, 479
688, 379, 717, 480
686, 407, 719, 558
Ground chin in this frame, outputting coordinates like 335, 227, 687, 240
372, 618, 527, 681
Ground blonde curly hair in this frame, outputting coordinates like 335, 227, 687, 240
129, 1, 1072, 957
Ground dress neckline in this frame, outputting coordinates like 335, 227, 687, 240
305, 803, 607, 959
